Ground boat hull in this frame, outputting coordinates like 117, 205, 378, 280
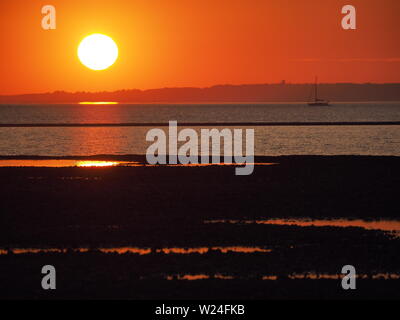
308, 102, 330, 106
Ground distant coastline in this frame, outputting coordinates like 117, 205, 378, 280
1, 83, 400, 103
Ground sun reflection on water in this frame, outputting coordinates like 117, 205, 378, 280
78, 102, 119, 105
76, 161, 120, 167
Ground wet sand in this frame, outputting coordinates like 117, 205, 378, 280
0, 155, 399, 299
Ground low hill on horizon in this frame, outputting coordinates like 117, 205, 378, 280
1, 83, 400, 103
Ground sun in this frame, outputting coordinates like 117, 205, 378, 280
77, 34, 118, 71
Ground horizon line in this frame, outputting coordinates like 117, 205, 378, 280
2, 82, 400, 97
1, 121, 400, 127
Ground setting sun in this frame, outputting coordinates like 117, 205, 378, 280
77, 34, 118, 71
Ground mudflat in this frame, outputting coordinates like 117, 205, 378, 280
0, 155, 399, 299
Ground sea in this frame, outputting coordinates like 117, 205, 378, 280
1, 102, 400, 298
0, 102, 399, 156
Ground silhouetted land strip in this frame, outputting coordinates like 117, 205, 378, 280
0, 155, 399, 299
1, 121, 400, 127
2, 83, 400, 103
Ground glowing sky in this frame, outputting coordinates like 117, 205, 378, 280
0, 0, 399, 94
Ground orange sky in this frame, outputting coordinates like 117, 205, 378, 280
0, 0, 400, 95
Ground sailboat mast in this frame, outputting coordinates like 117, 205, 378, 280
308, 76, 329, 106
314, 76, 318, 101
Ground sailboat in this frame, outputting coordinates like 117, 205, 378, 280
308, 77, 330, 106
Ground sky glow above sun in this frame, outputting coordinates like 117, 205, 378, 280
1, 0, 400, 94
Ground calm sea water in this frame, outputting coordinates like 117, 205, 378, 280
0, 102, 399, 156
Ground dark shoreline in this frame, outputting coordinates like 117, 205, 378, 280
1, 155, 399, 242
0, 155, 399, 299
2, 83, 400, 103
0, 153, 399, 161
